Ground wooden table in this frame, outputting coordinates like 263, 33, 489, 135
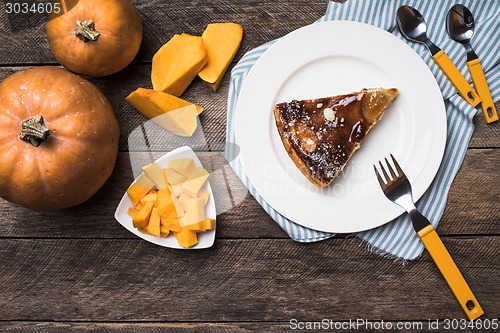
1, 1, 498, 331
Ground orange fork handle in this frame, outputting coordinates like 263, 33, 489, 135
432, 50, 481, 107
467, 59, 498, 123
418, 225, 484, 320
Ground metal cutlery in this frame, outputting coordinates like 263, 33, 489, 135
374, 154, 484, 320
396, 6, 480, 108
446, 4, 498, 123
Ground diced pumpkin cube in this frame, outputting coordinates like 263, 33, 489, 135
157, 188, 172, 202
137, 227, 152, 235
140, 193, 158, 205
127, 207, 139, 219
197, 187, 210, 205
198, 23, 243, 92
151, 34, 207, 96
163, 168, 187, 185
182, 167, 209, 197
171, 185, 183, 198
203, 218, 216, 230
161, 217, 182, 232
135, 202, 144, 210
127, 182, 151, 206
182, 197, 205, 227
178, 191, 195, 208
168, 158, 196, 177
186, 221, 207, 232
157, 194, 178, 219
160, 224, 170, 236
172, 195, 185, 217
147, 207, 161, 237
132, 202, 154, 228
173, 227, 198, 248
136, 173, 155, 189
142, 162, 167, 189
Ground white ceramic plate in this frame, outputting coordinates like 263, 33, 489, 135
115, 146, 216, 249
235, 21, 447, 233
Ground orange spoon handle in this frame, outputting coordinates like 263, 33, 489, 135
418, 225, 484, 320
432, 50, 481, 107
467, 59, 498, 123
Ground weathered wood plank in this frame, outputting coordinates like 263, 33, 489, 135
0, 237, 497, 321
0, 0, 330, 65
470, 102, 500, 147
0, 149, 497, 238
3, 321, 495, 333
438, 148, 500, 235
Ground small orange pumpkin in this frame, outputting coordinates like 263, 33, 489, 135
0, 66, 120, 210
46, 0, 143, 77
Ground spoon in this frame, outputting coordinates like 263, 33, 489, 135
447, 4, 498, 123
396, 6, 480, 108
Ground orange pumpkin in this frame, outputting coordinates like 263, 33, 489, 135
0, 66, 120, 210
46, 0, 143, 77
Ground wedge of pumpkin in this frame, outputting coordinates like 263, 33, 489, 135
151, 34, 207, 96
198, 23, 243, 92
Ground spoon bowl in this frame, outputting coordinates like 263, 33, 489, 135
446, 5, 476, 60
396, 6, 440, 54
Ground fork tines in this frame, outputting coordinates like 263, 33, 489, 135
373, 154, 404, 187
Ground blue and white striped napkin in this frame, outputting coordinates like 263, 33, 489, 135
225, 0, 499, 260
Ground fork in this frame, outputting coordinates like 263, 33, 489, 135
374, 154, 483, 320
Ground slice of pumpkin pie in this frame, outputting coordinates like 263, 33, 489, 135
273, 88, 399, 188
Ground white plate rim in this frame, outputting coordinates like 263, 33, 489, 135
114, 146, 216, 249
234, 21, 447, 233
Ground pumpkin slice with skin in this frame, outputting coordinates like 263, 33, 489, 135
126, 88, 202, 116
198, 23, 243, 92
151, 34, 207, 96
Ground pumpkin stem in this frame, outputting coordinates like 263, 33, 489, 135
75, 20, 100, 43
19, 115, 50, 147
